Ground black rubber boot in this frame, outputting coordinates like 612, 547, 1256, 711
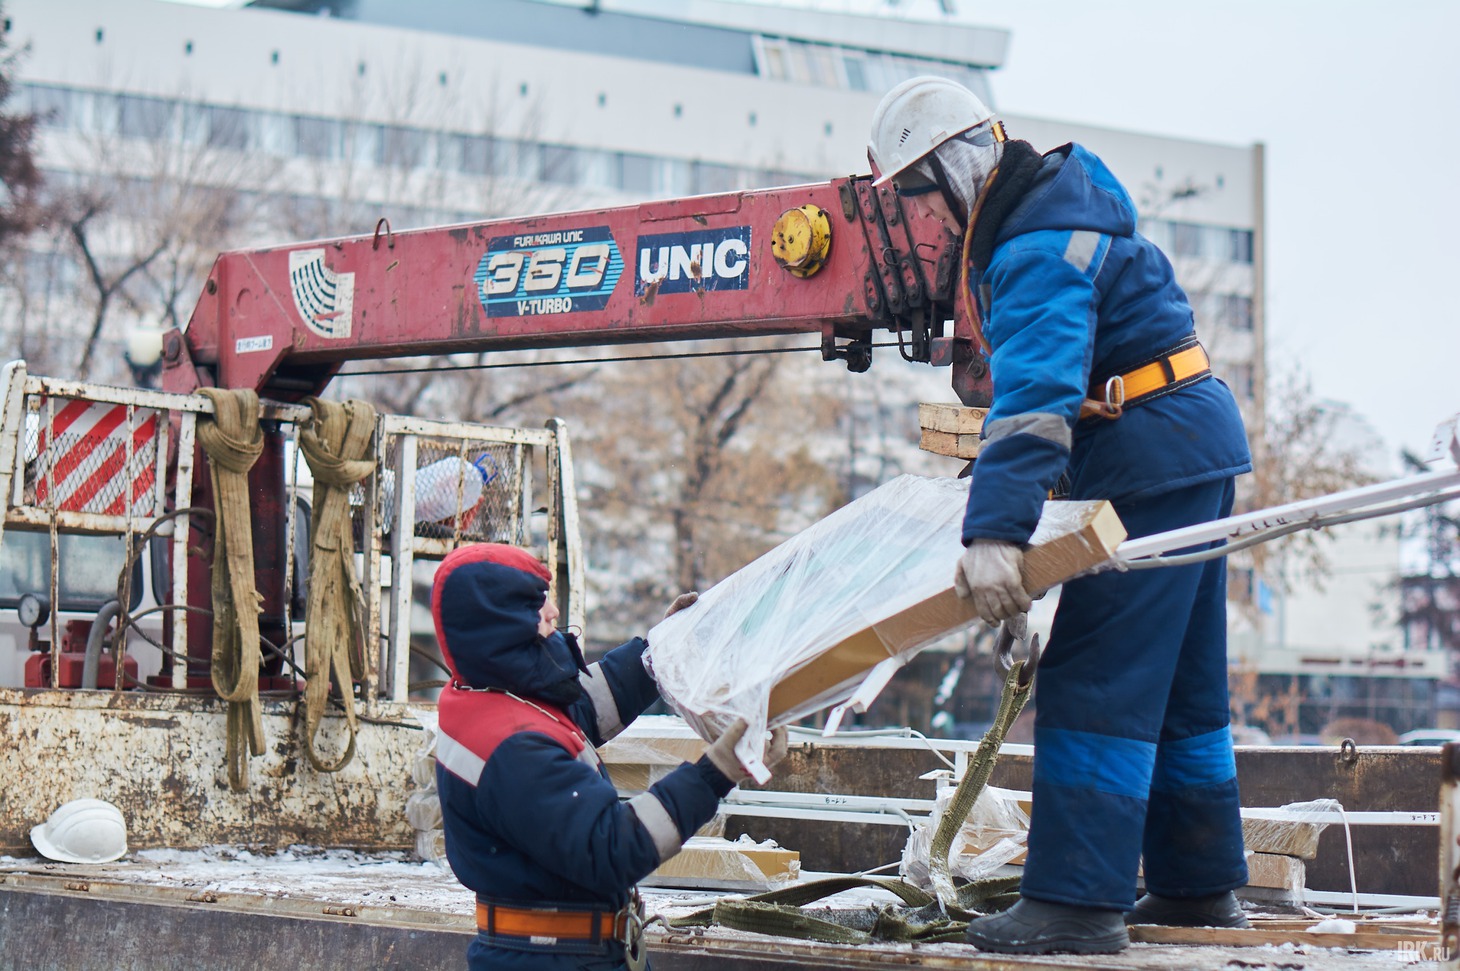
1126, 890, 1250, 928
963, 897, 1129, 954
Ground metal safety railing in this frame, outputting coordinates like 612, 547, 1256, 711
0, 360, 582, 705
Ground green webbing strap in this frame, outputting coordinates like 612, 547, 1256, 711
928, 657, 1032, 909
668, 875, 934, 928
711, 899, 872, 945
667, 664, 1033, 945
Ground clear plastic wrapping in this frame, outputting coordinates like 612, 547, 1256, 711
646, 474, 1123, 780
405, 721, 447, 864
1241, 799, 1339, 860
645, 835, 800, 891
645, 475, 975, 779
598, 731, 709, 793
901, 785, 1029, 890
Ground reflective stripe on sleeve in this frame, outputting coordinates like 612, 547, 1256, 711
627, 792, 682, 862
577, 743, 603, 771
578, 663, 624, 741
983, 412, 1072, 450
1063, 230, 1101, 273
435, 730, 486, 787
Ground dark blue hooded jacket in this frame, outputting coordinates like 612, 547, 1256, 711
963, 144, 1251, 545
431, 544, 732, 920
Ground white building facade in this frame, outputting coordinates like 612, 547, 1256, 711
12, 0, 1428, 723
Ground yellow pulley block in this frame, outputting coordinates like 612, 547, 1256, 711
771, 204, 831, 278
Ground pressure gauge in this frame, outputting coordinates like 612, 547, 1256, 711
18, 593, 49, 630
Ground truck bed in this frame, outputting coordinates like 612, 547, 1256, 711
0, 850, 1439, 970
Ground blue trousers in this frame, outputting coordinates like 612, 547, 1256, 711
1019, 477, 1248, 910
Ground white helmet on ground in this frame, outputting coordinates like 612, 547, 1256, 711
30, 798, 128, 864
868, 75, 997, 188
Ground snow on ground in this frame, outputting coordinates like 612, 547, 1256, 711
0, 850, 1442, 967
0, 845, 729, 920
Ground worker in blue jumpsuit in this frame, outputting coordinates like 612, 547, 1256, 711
869, 77, 1253, 954
432, 542, 786, 970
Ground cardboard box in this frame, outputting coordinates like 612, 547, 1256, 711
645, 836, 800, 890
599, 733, 708, 793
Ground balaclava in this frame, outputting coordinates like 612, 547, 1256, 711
913, 123, 1005, 225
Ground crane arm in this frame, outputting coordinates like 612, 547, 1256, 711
163, 177, 988, 404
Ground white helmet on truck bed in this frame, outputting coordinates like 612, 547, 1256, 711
30, 798, 128, 864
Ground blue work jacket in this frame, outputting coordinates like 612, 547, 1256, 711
963, 144, 1251, 545
432, 554, 729, 913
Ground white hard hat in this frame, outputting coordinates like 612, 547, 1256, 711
868, 75, 996, 187
30, 798, 128, 864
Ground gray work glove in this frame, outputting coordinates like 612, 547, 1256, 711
954, 539, 1032, 625
704, 719, 790, 787
663, 591, 698, 619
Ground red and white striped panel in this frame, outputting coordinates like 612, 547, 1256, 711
31, 398, 159, 517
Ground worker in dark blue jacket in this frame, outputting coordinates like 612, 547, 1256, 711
431, 543, 786, 970
869, 77, 1253, 953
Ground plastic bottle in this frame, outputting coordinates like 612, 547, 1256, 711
411, 457, 485, 524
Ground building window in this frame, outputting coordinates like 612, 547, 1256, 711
1170, 221, 1203, 258
754, 36, 790, 81
377, 124, 429, 169
619, 153, 656, 195
206, 106, 251, 151
117, 94, 174, 140
1223, 294, 1254, 332
692, 161, 738, 195
1223, 363, 1255, 402
23, 84, 72, 129
1230, 228, 1254, 264
294, 115, 342, 159
576, 148, 615, 189
455, 134, 498, 175
541, 144, 581, 185
505, 141, 537, 181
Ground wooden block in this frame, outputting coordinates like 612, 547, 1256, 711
919, 402, 988, 435
1020, 499, 1126, 594
920, 428, 983, 459
1242, 815, 1323, 860
767, 500, 1124, 718
645, 837, 800, 890
1244, 852, 1305, 892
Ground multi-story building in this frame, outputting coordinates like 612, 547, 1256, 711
25, 0, 1438, 732
6, 0, 1262, 417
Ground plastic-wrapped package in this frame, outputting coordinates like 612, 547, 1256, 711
597, 728, 708, 793
646, 475, 974, 780
405, 722, 447, 864
645, 474, 1123, 781
645, 835, 800, 891
1241, 798, 1339, 860
901, 785, 1029, 890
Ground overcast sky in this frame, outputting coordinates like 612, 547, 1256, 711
934, 0, 1459, 466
